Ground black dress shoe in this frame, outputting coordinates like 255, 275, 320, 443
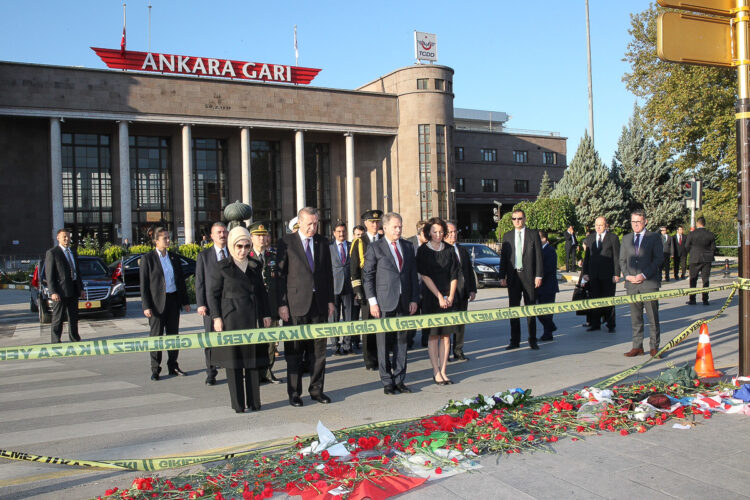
150, 373, 159, 381
168, 367, 187, 376
686, 301, 697, 305
311, 393, 331, 404
250, 405, 261, 412
365, 365, 378, 371
539, 335, 553, 341
205, 377, 216, 386
664, 278, 670, 282
333, 347, 343, 356
586, 326, 601, 332
703, 301, 710, 306
234, 408, 245, 414
396, 383, 412, 393
453, 352, 469, 361
529, 342, 540, 350
384, 385, 396, 395
506, 343, 520, 350
607, 326, 616, 333
269, 374, 282, 384
289, 396, 303, 407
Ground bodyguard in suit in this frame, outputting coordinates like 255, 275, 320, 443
659, 226, 672, 282
619, 209, 664, 357
330, 222, 354, 355
44, 228, 84, 343
536, 230, 559, 341
195, 222, 229, 385
140, 227, 191, 380
277, 207, 335, 407
685, 217, 717, 305
498, 209, 544, 350
673, 225, 688, 280
363, 212, 420, 394
564, 225, 578, 272
582, 216, 621, 333
445, 221, 477, 360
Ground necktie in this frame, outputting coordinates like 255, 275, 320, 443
596, 235, 601, 249
678, 235, 681, 245
515, 231, 523, 269
65, 248, 76, 279
218, 248, 226, 261
392, 241, 403, 271
634, 233, 641, 256
455, 246, 461, 263
305, 238, 314, 271
339, 242, 346, 264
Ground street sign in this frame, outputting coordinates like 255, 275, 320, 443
658, 12, 733, 67
657, 0, 735, 17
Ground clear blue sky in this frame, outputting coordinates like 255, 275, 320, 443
0, 0, 653, 165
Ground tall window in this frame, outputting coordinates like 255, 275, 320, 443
252, 141, 283, 239
434, 79, 445, 90
480, 149, 497, 162
455, 178, 465, 193
481, 179, 498, 193
514, 179, 529, 193
193, 138, 228, 241
418, 124, 432, 219
62, 133, 113, 245
454, 146, 464, 161
305, 143, 331, 236
543, 152, 557, 165
417, 78, 428, 89
435, 125, 447, 218
513, 150, 528, 163
130, 136, 172, 244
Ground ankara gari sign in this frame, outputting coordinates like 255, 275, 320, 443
414, 31, 437, 62
91, 48, 321, 84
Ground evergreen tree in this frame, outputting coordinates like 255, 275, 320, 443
613, 108, 687, 230
551, 132, 627, 230
537, 170, 553, 198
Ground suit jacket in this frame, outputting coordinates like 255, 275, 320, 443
195, 246, 227, 330
139, 250, 189, 314
673, 233, 688, 257
44, 245, 84, 299
350, 233, 378, 300
538, 243, 560, 296
330, 240, 353, 296
363, 237, 420, 313
454, 244, 478, 303
249, 247, 279, 319
583, 231, 621, 280
660, 233, 673, 255
276, 233, 334, 317
564, 231, 577, 252
498, 227, 544, 286
619, 231, 664, 291
685, 227, 716, 265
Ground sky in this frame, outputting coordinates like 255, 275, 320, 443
0, 0, 654, 165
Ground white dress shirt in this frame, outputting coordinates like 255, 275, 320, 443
156, 249, 177, 293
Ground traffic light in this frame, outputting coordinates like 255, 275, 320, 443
681, 181, 695, 200
493, 207, 500, 222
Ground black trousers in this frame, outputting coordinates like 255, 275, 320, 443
451, 298, 469, 355
148, 292, 181, 374
674, 253, 687, 278
662, 253, 672, 279
536, 292, 557, 335
202, 316, 218, 379
50, 296, 80, 343
360, 304, 378, 368
588, 275, 616, 328
566, 247, 576, 271
376, 306, 408, 387
225, 367, 261, 411
507, 274, 537, 345
284, 308, 327, 399
689, 262, 712, 303
333, 292, 353, 349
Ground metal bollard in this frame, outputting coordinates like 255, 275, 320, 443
725, 259, 730, 278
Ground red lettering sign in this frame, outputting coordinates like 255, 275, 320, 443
91, 48, 321, 84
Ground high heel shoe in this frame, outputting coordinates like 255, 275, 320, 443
433, 375, 447, 386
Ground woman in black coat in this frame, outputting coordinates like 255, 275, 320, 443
208, 226, 272, 413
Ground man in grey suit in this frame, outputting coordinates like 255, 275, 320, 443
619, 209, 664, 358
44, 228, 84, 343
330, 221, 354, 355
363, 212, 420, 395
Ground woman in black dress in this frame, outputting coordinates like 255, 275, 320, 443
416, 217, 458, 385
208, 226, 272, 413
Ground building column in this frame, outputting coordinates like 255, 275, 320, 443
49, 118, 63, 243
182, 124, 194, 244
295, 130, 305, 211
240, 127, 252, 207
118, 121, 132, 244
345, 132, 356, 233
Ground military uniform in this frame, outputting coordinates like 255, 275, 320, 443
350, 209, 382, 370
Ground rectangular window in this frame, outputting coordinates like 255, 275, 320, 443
130, 136, 172, 243
480, 149, 497, 162
455, 178, 465, 193
417, 78, 428, 89
481, 179, 498, 193
513, 150, 528, 163
435, 125, 447, 218
514, 179, 529, 193
418, 124, 432, 220
305, 143, 332, 236
193, 138, 228, 241
446, 81, 452, 93
434, 78, 445, 90
454, 146, 464, 161
543, 152, 557, 165
251, 141, 283, 239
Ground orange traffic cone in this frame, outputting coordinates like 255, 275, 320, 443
695, 323, 723, 378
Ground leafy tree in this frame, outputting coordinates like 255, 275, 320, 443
624, 4, 736, 220
496, 197, 577, 238
551, 132, 628, 229
538, 170, 553, 198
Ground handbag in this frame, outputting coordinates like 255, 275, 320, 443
572, 270, 589, 315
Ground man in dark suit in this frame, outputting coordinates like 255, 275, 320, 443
44, 228, 84, 343
498, 209, 544, 350
363, 212, 419, 395
564, 225, 578, 272
140, 227, 191, 380
685, 217, 716, 306
536, 230, 559, 341
445, 221, 477, 360
350, 209, 383, 370
195, 222, 229, 385
582, 216, 621, 333
673, 225, 688, 280
659, 226, 672, 282
619, 209, 664, 357
330, 221, 354, 355
277, 207, 335, 407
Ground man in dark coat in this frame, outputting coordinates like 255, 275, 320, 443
329, 221, 354, 355
140, 227, 191, 380
277, 207, 335, 407
536, 230, 559, 341
659, 226, 672, 282
685, 217, 717, 305
673, 225, 688, 280
445, 221, 477, 360
582, 216, 621, 333
44, 228, 84, 343
564, 225, 578, 272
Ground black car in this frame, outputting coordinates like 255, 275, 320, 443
30, 256, 127, 323
459, 243, 502, 288
111, 253, 196, 296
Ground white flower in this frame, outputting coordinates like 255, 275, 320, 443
503, 394, 515, 404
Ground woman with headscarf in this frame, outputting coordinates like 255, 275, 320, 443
208, 226, 272, 413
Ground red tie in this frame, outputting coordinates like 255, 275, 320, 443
339, 242, 346, 264
392, 241, 403, 271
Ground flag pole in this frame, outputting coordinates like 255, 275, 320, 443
120, 2, 127, 57
294, 25, 299, 66
148, 0, 152, 52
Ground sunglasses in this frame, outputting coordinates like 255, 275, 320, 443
235, 244, 252, 249
511, 217, 524, 221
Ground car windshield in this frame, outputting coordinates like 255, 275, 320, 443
465, 245, 499, 259
79, 260, 110, 276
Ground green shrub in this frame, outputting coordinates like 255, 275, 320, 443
77, 248, 98, 257
102, 245, 124, 264
129, 244, 152, 255
185, 274, 196, 304
178, 243, 202, 261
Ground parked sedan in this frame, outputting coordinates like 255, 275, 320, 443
31, 256, 127, 323
111, 253, 196, 295
459, 243, 501, 288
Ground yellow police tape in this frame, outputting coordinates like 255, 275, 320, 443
0, 279, 746, 472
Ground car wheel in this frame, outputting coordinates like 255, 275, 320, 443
39, 303, 52, 324
30, 296, 38, 313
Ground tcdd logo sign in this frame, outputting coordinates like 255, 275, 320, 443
414, 31, 438, 62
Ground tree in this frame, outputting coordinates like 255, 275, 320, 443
496, 197, 577, 238
538, 170, 553, 198
551, 132, 628, 230
624, 4, 736, 220
613, 106, 687, 230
